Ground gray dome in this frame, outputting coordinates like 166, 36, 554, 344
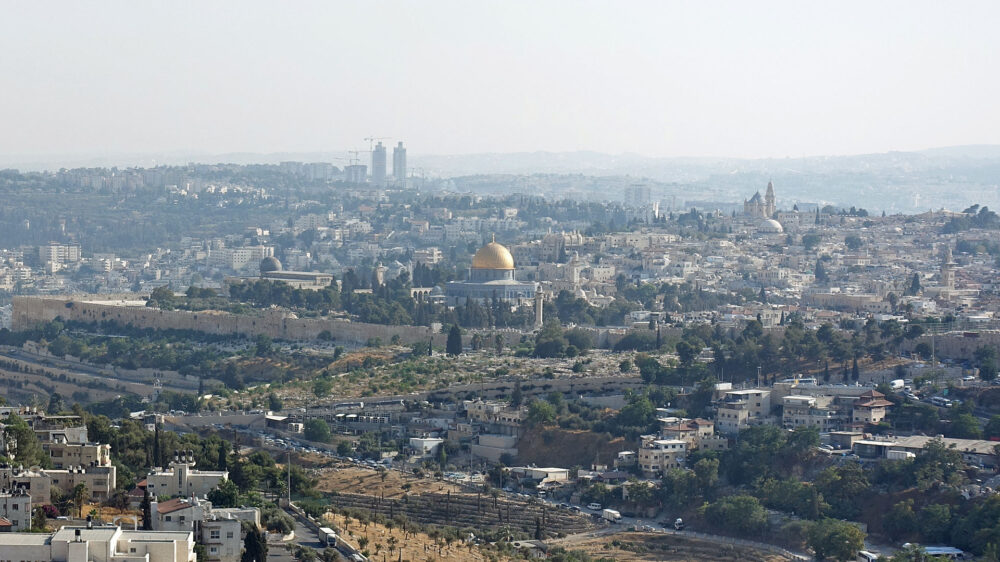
260, 257, 282, 273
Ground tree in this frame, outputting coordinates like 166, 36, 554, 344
31, 505, 47, 531
986, 415, 1000, 439
526, 400, 556, 427
564, 328, 594, 352
814, 463, 869, 519
72, 483, 88, 518
918, 503, 952, 544
242, 522, 268, 562
815, 260, 829, 284
304, 419, 332, 443
844, 235, 863, 250
675, 340, 698, 366
312, 377, 333, 398
534, 321, 568, 357
693, 457, 719, 495
808, 518, 866, 561
976, 346, 998, 381
948, 413, 983, 439
510, 383, 523, 408
207, 479, 240, 508
446, 325, 462, 356
2, 414, 47, 467
883, 499, 919, 541
254, 334, 273, 357
702, 495, 768, 535
906, 273, 922, 296
47, 393, 65, 415
802, 233, 822, 251
141, 489, 152, 530
268, 393, 283, 412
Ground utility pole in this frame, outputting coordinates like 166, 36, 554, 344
287, 451, 292, 507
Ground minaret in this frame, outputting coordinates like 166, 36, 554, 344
765, 181, 776, 217
534, 289, 544, 328
940, 245, 955, 291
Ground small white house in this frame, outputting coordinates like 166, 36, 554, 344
409, 438, 444, 457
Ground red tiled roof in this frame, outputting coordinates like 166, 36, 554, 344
0, 517, 11, 527
157, 498, 194, 514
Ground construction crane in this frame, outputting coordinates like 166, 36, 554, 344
364, 136, 390, 151
347, 150, 362, 166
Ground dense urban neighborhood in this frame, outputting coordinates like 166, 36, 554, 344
0, 160, 999, 562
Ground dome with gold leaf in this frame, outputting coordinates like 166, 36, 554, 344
471, 236, 515, 270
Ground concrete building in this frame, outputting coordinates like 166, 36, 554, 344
392, 142, 406, 187
637, 437, 687, 478
716, 389, 772, 435
508, 467, 569, 485
408, 437, 444, 457
152, 497, 259, 562
469, 434, 518, 463
0, 488, 31, 531
0, 525, 196, 562
44, 442, 111, 469
371, 142, 387, 186
344, 164, 367, 184
782, 395, 841, 431
0, 464, 116, 504
854, 435, 999, 469
145, 455, 228, 499
852, 390, 893, 425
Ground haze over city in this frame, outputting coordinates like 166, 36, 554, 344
3, 0, 1000, 162
2, 3, 1000, 562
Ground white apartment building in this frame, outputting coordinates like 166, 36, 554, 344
38, 244, 82, 265
0, 525, 195, 562
152, 497, 259, 562
0, 464, 116, 504
145, 456, 228, 499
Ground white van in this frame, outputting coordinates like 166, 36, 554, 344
587, 502, 602, 511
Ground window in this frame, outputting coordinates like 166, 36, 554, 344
210, 530, 220, 539
179, 516, 185, 523
130, 548, 137, 553
165, 516, 172, 521
226, 531, 234, 539
210, 547, 218, 554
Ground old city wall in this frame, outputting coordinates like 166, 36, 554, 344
12, 295, 436, 346
901, 330, 1000, 361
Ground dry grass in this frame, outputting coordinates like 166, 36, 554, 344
325, 512, 512, 562
315, 466, 465, 499
565, 532, 796, 562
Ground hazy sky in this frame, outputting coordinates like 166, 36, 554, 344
2, 1, 999, 159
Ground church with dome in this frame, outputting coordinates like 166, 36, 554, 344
446, 236, 538, 306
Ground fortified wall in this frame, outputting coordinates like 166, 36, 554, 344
12, 295, 437, 346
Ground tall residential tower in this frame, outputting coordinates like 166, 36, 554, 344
371, 141, 387, 186
393, 141, 407, 187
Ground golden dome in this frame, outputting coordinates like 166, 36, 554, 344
471, 237, 515, 270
